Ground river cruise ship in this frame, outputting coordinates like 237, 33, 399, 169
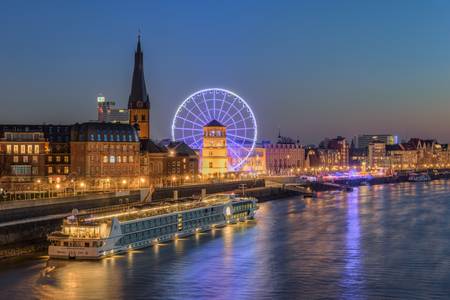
48, 194, 258, 259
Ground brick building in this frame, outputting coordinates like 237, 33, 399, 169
70, 122, 140, 188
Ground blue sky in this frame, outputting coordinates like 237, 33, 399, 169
1, 0, 450, 144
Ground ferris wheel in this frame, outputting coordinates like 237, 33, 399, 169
172, 88, 257, 171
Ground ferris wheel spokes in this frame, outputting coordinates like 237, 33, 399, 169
172, 88, 257, 171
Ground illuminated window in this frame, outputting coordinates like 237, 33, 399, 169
110, 156, 115, 163
27, 145, 33, 154
103, 156, 108, 163
117, 156, 122, 163
12, 165, 31, 175
129, 156, 133, 163
56, 156, 61, 162
64, 156, 69, 163
123, 156, 127, 163
23, 156, 28, 163
13, 145, 18, 154
48, 156, 53, 162
20, 145, 26, 154
13, 156, 18, 163
48, 166, 53, 174
32, 156, 38, 163
6, 145, 11, 154
64, 167, 69, 174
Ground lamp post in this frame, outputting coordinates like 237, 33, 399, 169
80, 182, 85, 195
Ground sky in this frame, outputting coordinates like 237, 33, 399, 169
1, 0, 450, 144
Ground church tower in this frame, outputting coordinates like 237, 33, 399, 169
128, 35, 150, 139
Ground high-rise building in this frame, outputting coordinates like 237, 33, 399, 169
355, 134, 398, 149
128, 35, 150, 139
201, 120, 228, 176
97, 95, 129, 124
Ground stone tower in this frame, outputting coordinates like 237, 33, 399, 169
202, 120, 228, 176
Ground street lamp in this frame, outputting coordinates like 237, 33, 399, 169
80, 182, 86, 195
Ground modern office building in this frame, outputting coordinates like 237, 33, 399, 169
355, 134, 398, 149
97, 95, 129, 124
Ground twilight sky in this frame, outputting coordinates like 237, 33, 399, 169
1, 0, 450, 144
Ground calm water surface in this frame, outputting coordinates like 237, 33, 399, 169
2, 181, 450, 299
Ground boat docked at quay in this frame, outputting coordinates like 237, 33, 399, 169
48, 194, 258, 260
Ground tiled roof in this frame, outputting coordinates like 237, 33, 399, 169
204, 119, 225, 127
70, 122, 139, 142
140, 139, 167, 153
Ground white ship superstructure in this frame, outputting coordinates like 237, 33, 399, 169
48, 194, 258, 259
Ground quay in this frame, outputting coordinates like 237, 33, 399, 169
3, 172, 450, 259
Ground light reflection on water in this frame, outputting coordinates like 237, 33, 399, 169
2, 181, 450, 299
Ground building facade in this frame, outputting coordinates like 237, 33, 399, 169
386, 143, 417, 171
368, 140, 387, 169
44, 125, 72, 180
201, 120, 228, 176
140, 139, 167, 187
0, 126, 48, 185
320, 136, 349, 167
165, 141, 199, 184
70, 123, 140, 188
264, 136, 304, 175
241, 147, 267, 175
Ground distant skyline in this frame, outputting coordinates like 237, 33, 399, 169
2, 1, 450, 144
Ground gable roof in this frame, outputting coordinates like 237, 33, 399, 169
140, 139, 167, 153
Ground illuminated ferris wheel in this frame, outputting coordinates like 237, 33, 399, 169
172, 88, 257, 171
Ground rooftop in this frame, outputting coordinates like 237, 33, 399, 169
204, 119, 225, 127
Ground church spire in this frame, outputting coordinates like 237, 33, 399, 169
128, 34, 150, 109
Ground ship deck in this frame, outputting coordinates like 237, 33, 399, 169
78, 195, 255, 224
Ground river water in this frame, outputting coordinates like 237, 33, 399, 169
1, 181, 450, 299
